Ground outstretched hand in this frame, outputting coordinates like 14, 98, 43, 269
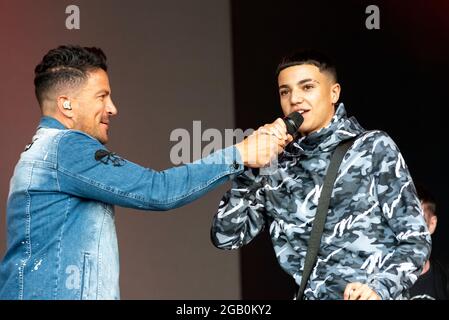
235, 118, 293, 168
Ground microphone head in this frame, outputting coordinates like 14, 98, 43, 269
284, 111, 304, 136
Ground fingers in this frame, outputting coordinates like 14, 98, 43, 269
344, 282, 362, 300
276, 139, 286, 154
359, 288, 373, 300
239, 117, 294, 168
273, 118, 287, 136
357, 287, 380, 300
239, 132, 286, 168
344, 282, 381, 300
258, 125, 283, 140
362, 288, 381, 300
257, 118, 289, 142
264, 133, 286, 155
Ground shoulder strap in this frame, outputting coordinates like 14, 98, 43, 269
296, 137, 357, 300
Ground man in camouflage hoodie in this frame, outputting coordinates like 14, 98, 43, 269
210, 50, 431, 300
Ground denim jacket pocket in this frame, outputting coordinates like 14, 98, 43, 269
80, 252, 92, 300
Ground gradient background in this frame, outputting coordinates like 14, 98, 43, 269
0, 0, 240, 299
0, 0, 448, 299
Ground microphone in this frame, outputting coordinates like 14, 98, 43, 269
283, 111, 304, 137
256, 112, 303, 176
258, 111, 303, 176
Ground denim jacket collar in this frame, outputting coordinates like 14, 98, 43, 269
38, 116, 67, 130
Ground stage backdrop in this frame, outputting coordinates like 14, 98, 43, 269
0, 0, 240, 299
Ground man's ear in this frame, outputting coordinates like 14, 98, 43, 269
331, 83, 341, 104
428, 215, 437, 235
57, 96, 74, 118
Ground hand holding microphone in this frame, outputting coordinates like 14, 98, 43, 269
236, 112, 303, 168
257, 111, 304, 142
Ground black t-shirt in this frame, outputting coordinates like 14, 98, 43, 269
408, 259, 449, 300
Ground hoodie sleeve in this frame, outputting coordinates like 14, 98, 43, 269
365, 131, 432, 300
211, 168, 267, 249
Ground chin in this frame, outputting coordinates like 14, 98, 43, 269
97, 135, 108, 145
299, 124, 311, 136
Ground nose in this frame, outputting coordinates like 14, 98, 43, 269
106, 99, 118, 116
290, 89, 304, 105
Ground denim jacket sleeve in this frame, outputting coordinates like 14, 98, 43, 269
56, 130, 244, 211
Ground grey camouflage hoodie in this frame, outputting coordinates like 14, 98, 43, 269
211, 103, 431, 300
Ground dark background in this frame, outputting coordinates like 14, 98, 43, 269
231, 0, 449, 299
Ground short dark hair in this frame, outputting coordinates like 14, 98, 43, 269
415, 183, 437, 217
34, 45, 108, 105
276, 49, 337, 82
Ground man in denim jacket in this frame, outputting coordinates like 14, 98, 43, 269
0, 45, 291, 299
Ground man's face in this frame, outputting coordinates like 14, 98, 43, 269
278, 64, 340, 136
71, 69, 117, 144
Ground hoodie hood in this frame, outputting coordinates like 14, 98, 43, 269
284, 103, 365, 157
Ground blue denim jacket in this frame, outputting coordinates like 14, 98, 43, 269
0, 116, 243, 299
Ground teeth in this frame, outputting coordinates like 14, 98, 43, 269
299, 110, 305, 114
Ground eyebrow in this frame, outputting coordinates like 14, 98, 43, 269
279, 78, 320, 89
94, 89, 110, 96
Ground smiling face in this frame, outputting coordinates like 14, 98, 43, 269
278, 64, 340, 136
70, 69, 117, 144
